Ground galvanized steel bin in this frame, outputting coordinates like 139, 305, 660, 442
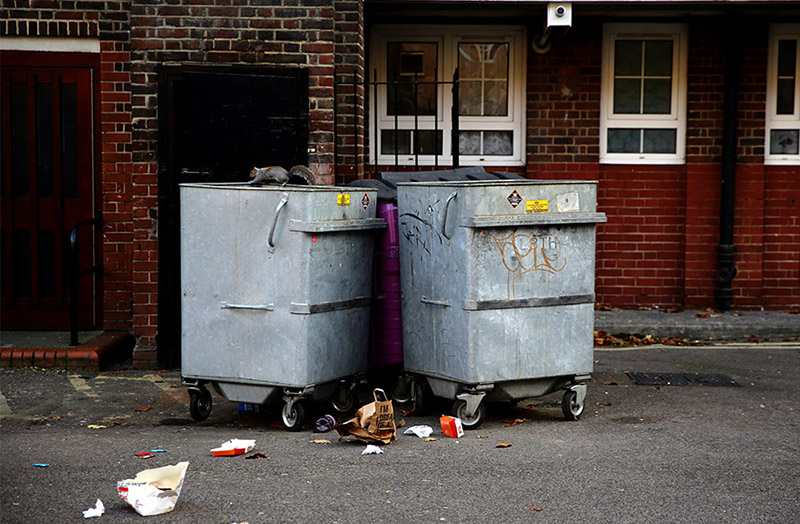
397, 180, 606, 428
180, 183, 384, 430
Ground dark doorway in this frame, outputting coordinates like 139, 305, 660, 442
1, 52, 100, 330
157, 66, 309, 368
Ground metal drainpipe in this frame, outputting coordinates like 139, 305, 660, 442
715, 16, 741, 311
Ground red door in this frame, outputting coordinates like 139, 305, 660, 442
1, 53, 99, 330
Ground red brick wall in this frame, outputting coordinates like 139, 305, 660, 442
0, 1, 135, 330
526, 19, 799, 310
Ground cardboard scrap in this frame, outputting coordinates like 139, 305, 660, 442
210, 439, 255, 456
117, 461, 189, 517
440, 416, 464, 438
335, 389, 396, 445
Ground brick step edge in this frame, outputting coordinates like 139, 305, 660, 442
0, 332, 135, 370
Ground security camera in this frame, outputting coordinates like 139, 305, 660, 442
547, 2, 572, 27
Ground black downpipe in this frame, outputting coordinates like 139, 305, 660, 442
715, 17, 741, 311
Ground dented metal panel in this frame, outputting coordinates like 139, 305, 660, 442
180, 183, 381, 394
397, 180, 606, 396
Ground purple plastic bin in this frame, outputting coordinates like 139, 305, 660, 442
369, 202, 404, 369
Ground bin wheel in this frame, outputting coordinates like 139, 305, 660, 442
331, 386, 355, 414
411, 379, 430, 415
452, 399, 487, 430
390, 378, 412, 404
189, 388, 212, 422
562, 389, 584, 421
282, 401, 306, 432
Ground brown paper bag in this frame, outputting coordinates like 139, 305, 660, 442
335, 388, 396, 444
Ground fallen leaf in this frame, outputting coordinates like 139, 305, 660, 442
423, 437, 437, 442
787, 309, 799, 315
311, 439, 331, 444
602, 381, 618, 386
696, 312, 709, 319
503, 418, 526, 427
527, 506, 543, 512
477, 435, 488, 439
496, 443, 512, 448
749, 335, 758, 343
87, 425, 106, 429
245, 453, 267, 459
134, 406, 152, 412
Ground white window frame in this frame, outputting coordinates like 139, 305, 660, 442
765, 24, 800, 165
600, 23, 688, 165
369, 25, 526, 167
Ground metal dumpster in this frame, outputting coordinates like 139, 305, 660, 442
397, 180, 606, 428
180, 183, 385, 430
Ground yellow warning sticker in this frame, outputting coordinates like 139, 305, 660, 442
337, 193, 351, 206
526, 199, 548, 213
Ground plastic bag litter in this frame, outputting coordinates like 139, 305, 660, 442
82, 499, 105, 518
403, 425, 433, 438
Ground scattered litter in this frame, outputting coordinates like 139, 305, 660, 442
335, 389, 396, 445
245, 453, 267, 460
150, 449, 168, 453
117, 461, 189, 517
135, 452, 155, 459
82, 499, 105, 519
315, 414, 336, 433
87, 425, 107, 429
503, 418, 526, 427
496, 443, 512, 448
134, 406, 151, 412
210, 439, 255, 456
477, 435, 488, 439
238, 403, 260, 415
527, 505, 543, 512
33, 463, 50, 467
403, 425, 433, 438
310, 439, 331, 444
423, 437, 438, 442
440, 416, 464, 438
361, 445, 384, 455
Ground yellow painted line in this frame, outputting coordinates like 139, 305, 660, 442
68, 374, 99, 398
142, 374, 178, 392
0, 389, 12, 416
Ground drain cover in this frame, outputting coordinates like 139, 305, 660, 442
626, 372, 738, 387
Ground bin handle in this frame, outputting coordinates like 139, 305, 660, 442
268, 194, 289, 249
441, 190, 458, 240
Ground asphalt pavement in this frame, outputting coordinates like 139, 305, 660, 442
1, 334, 799, 523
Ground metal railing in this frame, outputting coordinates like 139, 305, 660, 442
69, 214, 103, 346
334, 67, 461, 178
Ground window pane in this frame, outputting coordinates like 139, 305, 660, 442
483, 131, 513, 155
37, 83, 54, 198
642, 129, 676, 153
460, 80, 483, 116
414, 130, 443, 155
777, 78, 795, 115
644, 41, 673, 76
459, 131, 481, 155
607, 128, 640, 153
614, 78, 641, 114
777, 39, 797, 77
643, 79, 671, 114
381, 130, 411, 155
770, 129, 799, 155
615, 40, 642, 76
387, 42, 437, 116
458, 42, 509, 117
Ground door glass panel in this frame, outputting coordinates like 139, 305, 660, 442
38, 229, 55, 298
11, 82, 29, 198
61, 83, 79, 199
387, 42, 437, 116
37, 83, 54, 198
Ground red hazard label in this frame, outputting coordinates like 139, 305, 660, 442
361, 192, 371, 210
507, 189, 522, 208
